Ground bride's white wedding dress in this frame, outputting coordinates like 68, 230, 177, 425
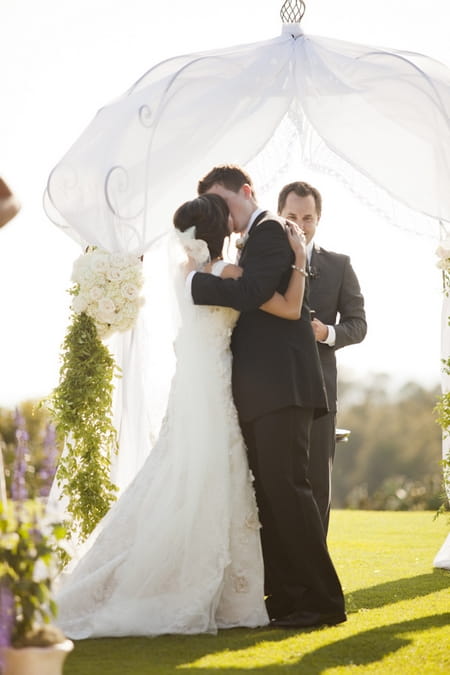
55, 243, 268, 638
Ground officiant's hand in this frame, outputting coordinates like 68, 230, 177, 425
312, 317, 329, 342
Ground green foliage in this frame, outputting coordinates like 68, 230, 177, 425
45, 311, 119, 542
0, 500, 66, 647
434, 358, 450, 496
334, 378, 445, 510
0, 404, 58, 498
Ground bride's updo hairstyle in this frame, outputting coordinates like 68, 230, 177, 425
173, 194, 229, 260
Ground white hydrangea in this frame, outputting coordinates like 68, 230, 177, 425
90, 254, 110, 274
71, 248, 145, 339
88, 285, 104, 301
121, 282, 139, 300
106, 267, 123, 282
71, 293, 89, 314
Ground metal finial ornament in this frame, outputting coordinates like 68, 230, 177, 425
280, 0, 306, 23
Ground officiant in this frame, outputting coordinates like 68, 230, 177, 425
278, 180, 367, 534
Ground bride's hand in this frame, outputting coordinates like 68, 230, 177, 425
286, 221, 307, 265
221, 264, 243, 279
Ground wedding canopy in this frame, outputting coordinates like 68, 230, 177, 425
44, 3, 450, 566
45, 21, 450, 252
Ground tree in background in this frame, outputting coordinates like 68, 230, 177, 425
333, 374, 445, 511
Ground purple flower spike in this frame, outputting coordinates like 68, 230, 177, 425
39, 423, 58, 498
0, 584, 14, 651
11, 409, 29, 501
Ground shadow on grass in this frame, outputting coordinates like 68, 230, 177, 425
65, 613, 450, 674
291, 612, 450, 674
64, 572, 450, 674
346, 569, 450, 613
64, 627, 285, 675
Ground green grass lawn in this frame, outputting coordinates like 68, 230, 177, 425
63, 511, 450, 674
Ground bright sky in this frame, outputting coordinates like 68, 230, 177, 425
1, 0, 449, 406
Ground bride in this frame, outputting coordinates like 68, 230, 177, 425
55, 193, 307, 638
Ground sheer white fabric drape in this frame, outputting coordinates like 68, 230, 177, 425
45, 23, 450, 251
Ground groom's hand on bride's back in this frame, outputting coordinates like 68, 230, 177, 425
220, 264, 243, 280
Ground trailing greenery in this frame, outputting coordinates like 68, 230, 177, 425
45, 311, 119, 543
0, 500, 66, 647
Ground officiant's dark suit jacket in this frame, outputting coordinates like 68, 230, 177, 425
307, 242, 366, 531
191, 212, 328, 422
309, 243, 367, 414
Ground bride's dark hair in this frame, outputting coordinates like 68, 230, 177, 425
173, 194, 229, 260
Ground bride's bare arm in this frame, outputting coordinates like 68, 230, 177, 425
260, 223, 307, 320
207, 224, 305, 318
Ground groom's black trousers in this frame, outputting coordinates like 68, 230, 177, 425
240, 406, 345, 618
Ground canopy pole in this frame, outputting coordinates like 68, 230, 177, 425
280, 0, 306, 23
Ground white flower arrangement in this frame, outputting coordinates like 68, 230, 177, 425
435, 237, 450, 271
71, 248, 145, 339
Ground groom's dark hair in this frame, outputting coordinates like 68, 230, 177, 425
173, 194, 229, 260
198, 165, 256, 198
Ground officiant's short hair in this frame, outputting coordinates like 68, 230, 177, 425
278, 181, 322, 219
198, 165, 255, 198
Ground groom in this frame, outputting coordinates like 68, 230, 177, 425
191, 165, 346, 628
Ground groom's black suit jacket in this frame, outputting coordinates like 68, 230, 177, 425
191, 212, 328, 422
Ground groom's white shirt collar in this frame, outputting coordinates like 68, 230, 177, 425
243, 207, 265, 235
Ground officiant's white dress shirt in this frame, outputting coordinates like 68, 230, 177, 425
307, 239, 336, 347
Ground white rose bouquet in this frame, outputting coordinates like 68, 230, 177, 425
70, 248, 145, 339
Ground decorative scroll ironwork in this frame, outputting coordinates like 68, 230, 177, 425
280, 0, 306, 23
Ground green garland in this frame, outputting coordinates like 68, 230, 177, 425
434, 357, 450, 514
46, 311, 119, 542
